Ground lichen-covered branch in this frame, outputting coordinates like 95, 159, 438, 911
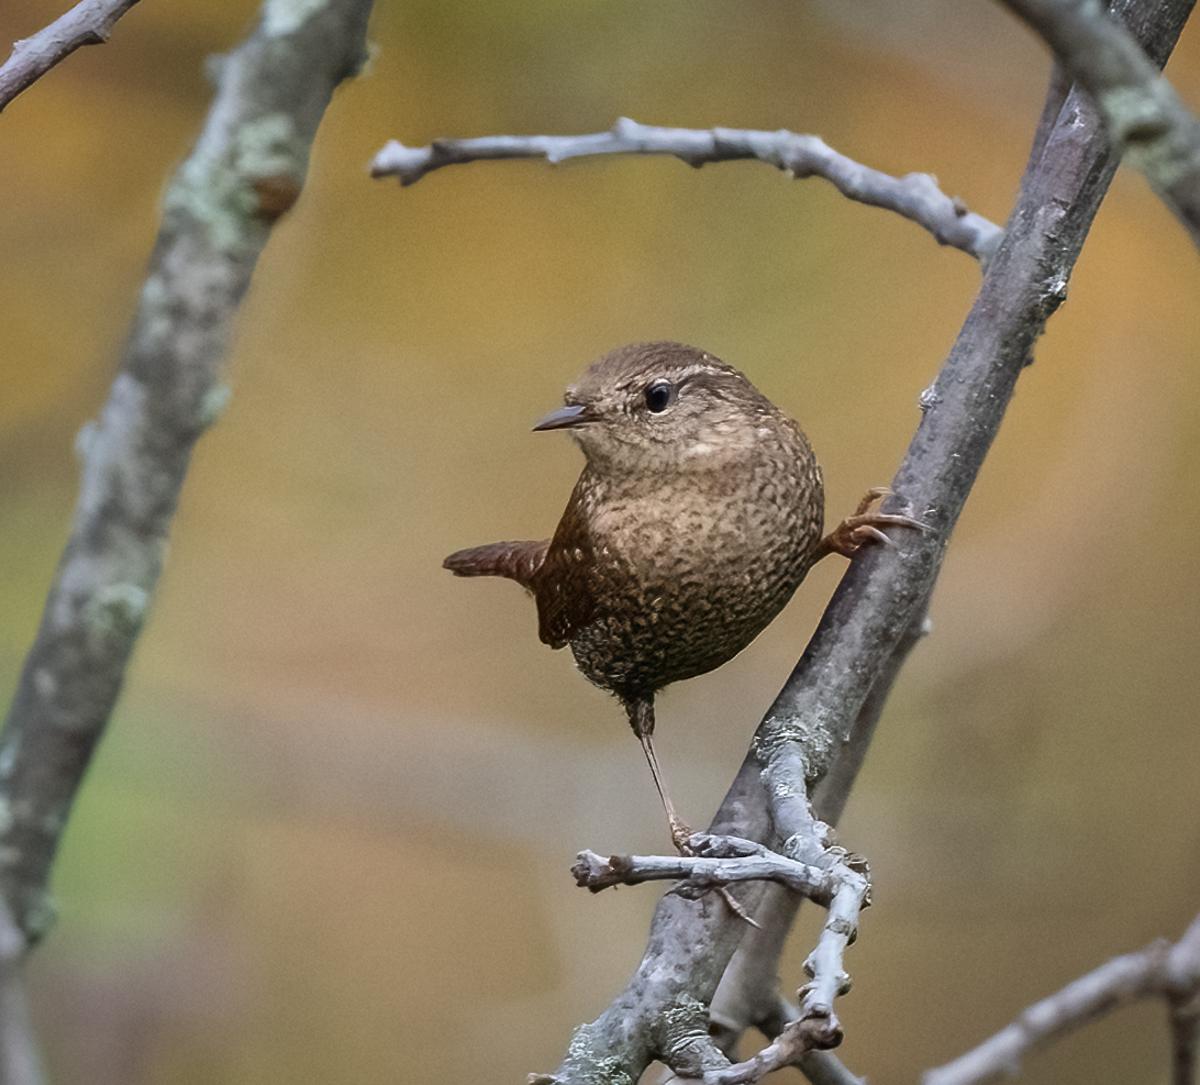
0, 0, 144, 113
1001, 0, 1200, 249
371, 117, 1004, 263
0, 0, 374, 946
923, 910, 1200, 1085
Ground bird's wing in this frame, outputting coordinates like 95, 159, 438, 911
533, 503, 596, 650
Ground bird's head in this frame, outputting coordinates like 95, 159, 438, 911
534, 342, 784, 475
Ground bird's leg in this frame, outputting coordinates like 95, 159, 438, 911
627, 696, 760, 927
628, 697, 693, 850
640, 734, 694, 852
812, 486, 928, 561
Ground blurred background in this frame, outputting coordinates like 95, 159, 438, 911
2, 0, 1198, 1081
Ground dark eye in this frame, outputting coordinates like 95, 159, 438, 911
644, 380, 675, 413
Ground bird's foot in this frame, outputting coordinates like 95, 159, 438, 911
816, 486, 927, 560
669, 815, 696, 854
672, 824, 761, 928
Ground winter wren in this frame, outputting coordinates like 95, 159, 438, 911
445, 342, 916, 844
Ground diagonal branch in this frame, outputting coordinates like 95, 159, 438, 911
371, 117, 1004, 263
572, 838, 844, 900
923, 910, 1200, 1085
1000, 0, 1200, 247
0, 0, 375, 947
0, 0, 144, 113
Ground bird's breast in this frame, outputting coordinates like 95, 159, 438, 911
581, 459, 821, 596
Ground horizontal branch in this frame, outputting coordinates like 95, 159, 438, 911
371, 117, 1004, 263
923, 910, 1200, 1085
572, 837, 839, 900
1002, 0, 1200, 249
0, 0, 143, 113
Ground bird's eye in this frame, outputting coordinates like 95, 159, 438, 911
644, 381, 675, 414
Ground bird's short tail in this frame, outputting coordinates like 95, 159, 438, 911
442, 540, 548, 590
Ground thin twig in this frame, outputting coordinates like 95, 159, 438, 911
1001, 0, 1200, 249
572, 839, 837, 900
0, 0, 143, 113
371, 117, 1004, 264
0, 0, 375, 946
715, 1015, 844, 1085
923, 911, 1200, 1085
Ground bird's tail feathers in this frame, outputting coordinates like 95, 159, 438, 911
442, 540, 548, 589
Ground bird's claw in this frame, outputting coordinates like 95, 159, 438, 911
670, 817, 697, 854
816, 487, 928, 560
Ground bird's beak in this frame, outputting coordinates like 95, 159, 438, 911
533, 404, 592, 431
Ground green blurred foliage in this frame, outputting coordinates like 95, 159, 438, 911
1, 0, 1199, 1082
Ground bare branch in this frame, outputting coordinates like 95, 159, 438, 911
1001, 0, 1200, 249
715, 1015, 844, 1085
923, 911, 1200, 1085
572, 838, 839, 900
0, 0, 143, 114
0, 0, 374, 946
371, 117, 1004, 263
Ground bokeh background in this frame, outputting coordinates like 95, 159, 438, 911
2, 0, 1199, 1081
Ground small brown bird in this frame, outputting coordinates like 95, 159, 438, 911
445, 342, 917, 845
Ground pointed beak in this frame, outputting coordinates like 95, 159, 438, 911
533, 404, 592, 431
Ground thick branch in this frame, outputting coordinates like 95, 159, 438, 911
0, 0, 143, 113
1001, 0, 1200, 247
0, 0, 374, 946
923, 911, 1200, 1085
371, 118, 1003, 263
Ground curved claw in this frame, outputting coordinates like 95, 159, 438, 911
674, 829, 761, 928
814, 488, 928, 561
